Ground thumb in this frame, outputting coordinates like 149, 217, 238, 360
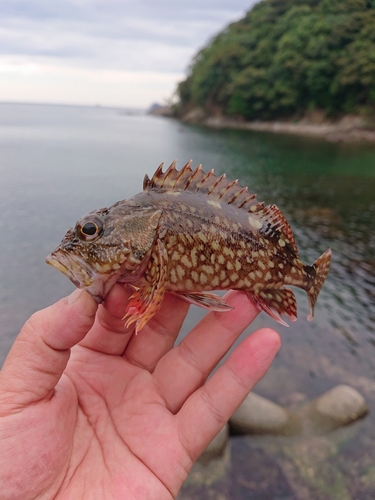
0, 290, 97, 411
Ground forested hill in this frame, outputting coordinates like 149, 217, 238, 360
176, 0, 375, 121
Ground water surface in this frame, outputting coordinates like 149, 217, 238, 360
1, 103, 375, 498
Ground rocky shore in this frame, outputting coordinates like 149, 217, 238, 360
179, 108, 375, 143
178, 386, 369, 500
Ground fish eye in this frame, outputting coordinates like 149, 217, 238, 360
77, 217, 103, 241
82, 222, 98, 236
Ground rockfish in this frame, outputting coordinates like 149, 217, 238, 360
46, 161, 332, 331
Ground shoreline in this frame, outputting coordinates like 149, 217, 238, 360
178, 109, 375, 143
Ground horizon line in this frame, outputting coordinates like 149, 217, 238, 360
0, 99, 149, 111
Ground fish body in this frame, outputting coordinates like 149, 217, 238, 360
46, 161, 332, 331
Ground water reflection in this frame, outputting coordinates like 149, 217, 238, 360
1, 103, 375, 497
220, 131, 375, 338
1, 105, 375, 367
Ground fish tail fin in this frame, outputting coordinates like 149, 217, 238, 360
306, 248, 332, 321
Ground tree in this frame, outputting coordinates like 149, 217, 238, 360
176, 0, 375, 120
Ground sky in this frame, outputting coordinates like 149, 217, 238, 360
0, 0, 259, 109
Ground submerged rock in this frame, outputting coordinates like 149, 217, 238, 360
181, 386, 368, 489
199, 424, 229, 464
182, 424, 230, 488
299, 384, 369, 434
229, 386, 368, 438
230, 392, 300, 436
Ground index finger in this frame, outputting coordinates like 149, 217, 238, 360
79, 285, 190, 363
78, 284, 135, 355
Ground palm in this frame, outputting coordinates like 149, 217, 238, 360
54, 356, 185, 499
0, 285, 280, 500
66, 355, 190, 499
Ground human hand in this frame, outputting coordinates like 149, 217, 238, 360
0, 285, 280, 500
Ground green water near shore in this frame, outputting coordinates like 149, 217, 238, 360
1, 103, 375, 498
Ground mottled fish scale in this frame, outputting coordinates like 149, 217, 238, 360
47, 161, 332, 332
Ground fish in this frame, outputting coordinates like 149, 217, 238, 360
46, 160, 332, 332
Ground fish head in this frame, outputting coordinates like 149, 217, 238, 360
46, 206, 162, 303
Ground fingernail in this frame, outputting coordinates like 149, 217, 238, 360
67, 289, 82, 304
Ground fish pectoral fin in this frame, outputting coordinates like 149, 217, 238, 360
250, 288, 297, 327
123, 240, 168, 332
174, 291, 234, 312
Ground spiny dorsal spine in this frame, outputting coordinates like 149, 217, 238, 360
144, 161, 261, 211
143, 161, 297, 250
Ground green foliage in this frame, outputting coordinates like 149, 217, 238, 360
176, 0, 375, 119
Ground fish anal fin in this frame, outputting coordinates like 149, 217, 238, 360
250, 288, 297, 326
175, 291, 233, 312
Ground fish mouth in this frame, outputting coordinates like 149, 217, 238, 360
46, 250, 93, 287
46, 250, 107, 303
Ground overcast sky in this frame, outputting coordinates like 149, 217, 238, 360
0, 0, 259, 108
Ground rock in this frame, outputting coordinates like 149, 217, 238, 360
230, 392, 300, 436
181, 107, 207, 123
198, 423, 229, 464
299, 384, 369, 434
178, 112, 375, 142
147, 103, 173, 116
183, 424, 230, 488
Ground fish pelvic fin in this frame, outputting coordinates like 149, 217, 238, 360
250, 288, 297, 327
306, 248, 332, 321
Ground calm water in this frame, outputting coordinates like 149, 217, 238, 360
1, 102, 375, 498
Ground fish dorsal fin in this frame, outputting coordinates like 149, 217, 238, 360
144, 160, 264, 213
144, 162, 298, 252
258, 204, 299, 256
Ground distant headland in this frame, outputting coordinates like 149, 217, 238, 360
170, 0, 375, 143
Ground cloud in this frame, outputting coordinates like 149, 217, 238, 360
0, 55, 182, 107
0, 0, 259, 106
1, 0, 257, 69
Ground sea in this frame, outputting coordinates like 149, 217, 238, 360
1, 102, 375, 498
